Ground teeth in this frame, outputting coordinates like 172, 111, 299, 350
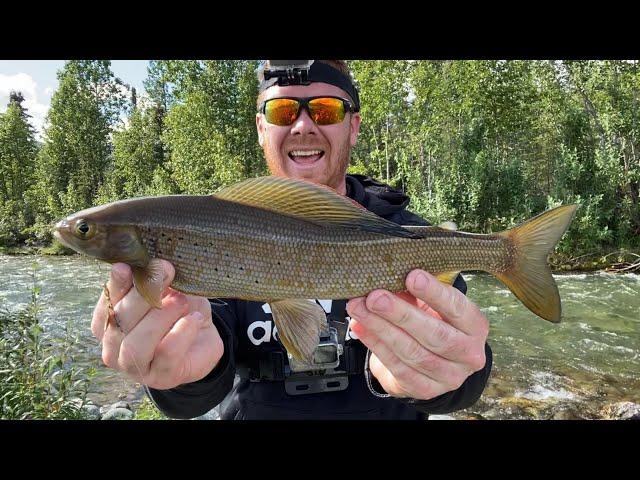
290, 150, 322, 156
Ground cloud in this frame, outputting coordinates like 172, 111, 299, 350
0, 73, 50, 140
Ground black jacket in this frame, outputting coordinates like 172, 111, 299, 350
147, 174, 493, 420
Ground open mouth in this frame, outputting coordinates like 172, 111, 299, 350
288, 149, 325, 164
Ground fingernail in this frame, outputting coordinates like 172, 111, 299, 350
347, 299, 365, 317
414, 272, 428, 291
372, 293, 391, 312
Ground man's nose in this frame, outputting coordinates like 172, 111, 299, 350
290, 107, 318, 135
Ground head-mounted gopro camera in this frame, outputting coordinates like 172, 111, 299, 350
263, 60, 315, 86
259, 60, 360, 112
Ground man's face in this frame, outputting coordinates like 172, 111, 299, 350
256, 82, 361, 194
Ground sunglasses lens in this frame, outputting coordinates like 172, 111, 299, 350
264, 98, 300, 126
309, 97, 345, 125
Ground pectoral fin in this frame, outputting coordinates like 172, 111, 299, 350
269, 299, 328, 364
132, 259, 165, 309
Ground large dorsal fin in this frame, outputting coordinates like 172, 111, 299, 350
214, 176, 421, 239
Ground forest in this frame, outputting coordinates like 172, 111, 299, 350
1, 60, 638, 264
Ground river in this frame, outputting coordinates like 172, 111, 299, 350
1, 254, 638, 419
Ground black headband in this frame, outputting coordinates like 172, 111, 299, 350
259, 61, 360, 112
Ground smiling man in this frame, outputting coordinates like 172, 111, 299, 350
91, 60, 493, 420
256, 81, 360, 195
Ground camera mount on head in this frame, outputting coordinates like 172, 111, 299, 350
263, 60, 315, 86
259, 60, 360, 112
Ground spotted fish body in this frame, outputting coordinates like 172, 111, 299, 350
53, 176, 578, 364
134, 201, 511, 301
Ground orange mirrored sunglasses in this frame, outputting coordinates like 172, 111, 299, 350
260, 96, 355, 126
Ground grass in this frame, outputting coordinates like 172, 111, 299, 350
0, 241, 74, 256
134, 397, 169, 420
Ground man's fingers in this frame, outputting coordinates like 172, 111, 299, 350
406, 270, 489, 338
113, 260, 176, 334
350, 295, 471, 376
97, 260, 176, 371
147, 312, 205, 388
119, 290, 190, 374
362, 289, 472, 362
91, 263, 133, 340
107, 263, 135, 303
350, 319, 440, 400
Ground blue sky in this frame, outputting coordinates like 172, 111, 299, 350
0, 60, 150, 138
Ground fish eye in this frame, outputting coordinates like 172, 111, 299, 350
74, 219, 95, 239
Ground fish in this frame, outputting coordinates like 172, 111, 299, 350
53, 175, 578, 364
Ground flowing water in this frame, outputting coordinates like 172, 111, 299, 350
0, 255, 142, 408
1, 255, 639, 419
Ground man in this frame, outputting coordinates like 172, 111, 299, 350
91, 60, 492, 419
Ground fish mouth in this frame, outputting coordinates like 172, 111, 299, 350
288, 149, 325, 166
52, 219, 70, 246
53, 219, 67, 234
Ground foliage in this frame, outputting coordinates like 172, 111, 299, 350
133, 396, 168, 420
161, 60, 265, 193
97, 104, 170, 203
349, 60, 639, 255
0, 264, 96, 419
0, 94, 38, 246
31, 61, 126, 241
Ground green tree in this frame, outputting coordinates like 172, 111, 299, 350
551, 60, 640, 252
144, 60, 175, 114
97, 102, 175, 202
33, 61, 125, 236
162, 60, 264, 194
0, 91, 39, 246
349, 60, 412, 184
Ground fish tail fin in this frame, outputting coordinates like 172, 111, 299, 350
494, 204, 579, 322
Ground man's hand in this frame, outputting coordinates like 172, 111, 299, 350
346, 269, 489, 400
91, 260, 224, 390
